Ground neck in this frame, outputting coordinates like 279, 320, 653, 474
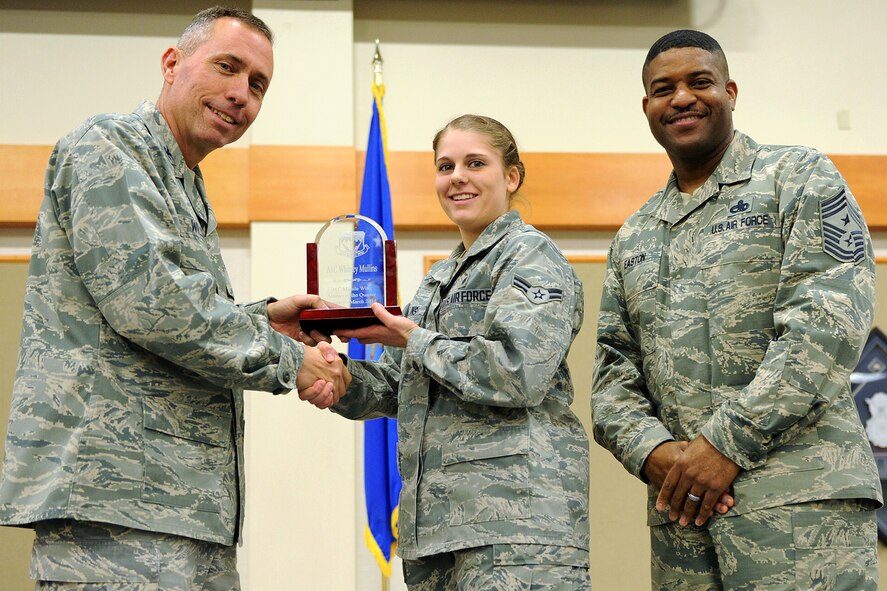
459, 230, 479, 251
156, 95, 202, 170
671, 131, 734, 194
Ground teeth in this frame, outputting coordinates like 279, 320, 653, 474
211, 107, 235, 124
451, 193, 476, 201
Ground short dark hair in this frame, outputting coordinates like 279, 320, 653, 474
642, 29, 728, 85
178, 6, 273, 54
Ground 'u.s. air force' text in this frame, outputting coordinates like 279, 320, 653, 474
710, 213, 771, 235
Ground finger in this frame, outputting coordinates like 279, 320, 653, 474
317, 341, 339, 363
693, 490, 718, 527
299, 331, 319, 347
669, 479, 694, 523
309, 330, 332, 344
655, 471, 677, 512
678, 489, 703, 526
298, 379, 325, 402
371, 302, 394, 324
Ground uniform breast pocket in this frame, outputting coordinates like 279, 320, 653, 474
141, 396, 232, 514
701, 224, 782, 389
622, 253, 661, 357
440, 426, 530, 526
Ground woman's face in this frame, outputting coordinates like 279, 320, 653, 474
434, 129, 520, 247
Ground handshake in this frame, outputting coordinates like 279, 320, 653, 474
266, 294, 418, 409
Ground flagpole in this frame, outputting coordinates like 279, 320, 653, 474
374, 39, 391, 591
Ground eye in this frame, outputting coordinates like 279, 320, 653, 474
218, 61, 234, 72
468, 159, 485, 168
651, 85, 672, 97
692, 78, 713, 88
250, 81, 266, 96
437, 162, 453, 173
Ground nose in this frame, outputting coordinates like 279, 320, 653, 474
670, 84, 697, 108
225, 75, 250, 106
450, 165, 467, 184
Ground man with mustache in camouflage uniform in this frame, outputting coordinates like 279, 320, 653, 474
592, 29, 881, 590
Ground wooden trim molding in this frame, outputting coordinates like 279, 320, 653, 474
3, 144, 887, 231
0, 255, 31, 263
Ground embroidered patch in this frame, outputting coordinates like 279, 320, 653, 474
513, 274, 563, 304
821, 190, 865, 263
728, 198, 752, 215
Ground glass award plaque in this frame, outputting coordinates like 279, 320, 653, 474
300, 214, 402, 335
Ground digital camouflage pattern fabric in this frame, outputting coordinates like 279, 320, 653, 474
31, 520, 240, 589
592, 131, 881, 526
0, 101, 303, 545
333, 211, 590, 564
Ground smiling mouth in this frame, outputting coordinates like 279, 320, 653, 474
210, 106, 237, 125
449, 193, 477, 201
668, 112, 705, 125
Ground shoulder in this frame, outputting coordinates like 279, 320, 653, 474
502, 223, 571, 269
58, 111, 151, 155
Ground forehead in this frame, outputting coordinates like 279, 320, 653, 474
196, 18, 274, 76
644, 47, 725, 87
435, 129, 496, 158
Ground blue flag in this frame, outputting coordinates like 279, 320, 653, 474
351, 83, 402, 577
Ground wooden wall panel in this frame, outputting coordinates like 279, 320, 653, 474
0, 145, 52, 226
199, 148, 250, 226
3, 144, 886, 230
249, 145, 357, 221
829, 155, 887, 229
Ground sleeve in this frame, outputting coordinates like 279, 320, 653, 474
591, 239, 675, 480
330, 347, 403, 421
55, 120, 302, 394
701, 151, 876, 469
405, 233, 580, 409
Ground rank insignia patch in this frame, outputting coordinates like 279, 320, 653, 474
821, 190, 865, 263
513, 274, 563, 304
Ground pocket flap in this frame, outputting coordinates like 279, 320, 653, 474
142, 396, 229, 447
441, 426, 528, 466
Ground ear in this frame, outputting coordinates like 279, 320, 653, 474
160, 47, 180, 84
642, 95, 649, 115
506, 165, 520, 193
726, 79, 738, 111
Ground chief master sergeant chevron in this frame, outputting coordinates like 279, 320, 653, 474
0, 6, 348, 589
591, 29, 881, 589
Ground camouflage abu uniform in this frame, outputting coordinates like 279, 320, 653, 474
0, 101, 302, 547
333, 211, 590, 570
592, 131, 880, 585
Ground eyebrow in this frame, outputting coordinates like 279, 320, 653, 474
435, 152, 490, 164
649, 68, 717, 87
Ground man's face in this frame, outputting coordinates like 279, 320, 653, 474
159, 17, 273, 168
642, 47, 736, 165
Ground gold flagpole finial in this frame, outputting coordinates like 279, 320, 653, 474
372, 39, 384, 88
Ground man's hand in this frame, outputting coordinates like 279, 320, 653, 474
267, 294, 332, 345
296, 341, 350, 408
334, 302, 417, 348
655, 435, 740, 527
645, 440, 735, 522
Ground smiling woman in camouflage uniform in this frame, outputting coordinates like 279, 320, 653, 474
310, 115, 591, 590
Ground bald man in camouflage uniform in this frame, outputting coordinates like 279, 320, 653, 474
0, 7, 346, 590
591, 30, 881, 590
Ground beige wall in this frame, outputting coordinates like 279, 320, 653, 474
2, 1, 887, 590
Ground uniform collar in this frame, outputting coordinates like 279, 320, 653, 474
653, 131, 759, 225
134, 100, 215, 234
430, 210, 523, 285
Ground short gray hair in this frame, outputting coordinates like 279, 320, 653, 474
178, 6, 273, 54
